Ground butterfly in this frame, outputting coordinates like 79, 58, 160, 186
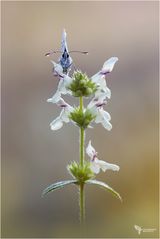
45, 29, 88, 74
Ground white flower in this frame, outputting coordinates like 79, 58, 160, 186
86, 141, 120, 174
50, 98, 74, 130
91, 57, 118, 99
47, 72, 72, 104
87, 92, 107, 109
87, 93, 112, 131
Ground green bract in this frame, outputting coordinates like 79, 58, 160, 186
68, 161, 95, 183
68, 71, 97, 97
69, 107, 96, 128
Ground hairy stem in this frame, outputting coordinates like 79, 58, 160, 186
80, 127, 84, 167
79, 183, 85, 223
79, 96, 85, 223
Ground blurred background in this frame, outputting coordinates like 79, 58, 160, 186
1, 1, 159, 238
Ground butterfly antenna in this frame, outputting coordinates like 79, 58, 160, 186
69, 51, 88, 54
45, 50, 62, 57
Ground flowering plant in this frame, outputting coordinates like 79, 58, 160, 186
42, 30, 122, 223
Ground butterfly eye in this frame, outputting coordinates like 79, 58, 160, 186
62, 53, 65, 58
66, 53, 69, 58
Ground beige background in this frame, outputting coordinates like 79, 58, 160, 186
2, 1, 159, 238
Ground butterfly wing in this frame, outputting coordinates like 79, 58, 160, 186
59, 30, 73, 73
61, 29, 68, 53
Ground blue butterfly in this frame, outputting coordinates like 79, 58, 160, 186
45, 29, 88, 74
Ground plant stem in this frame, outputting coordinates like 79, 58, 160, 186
80, 127, 84, 167
79, 95, 83, 111
79, 96, 84, 167
79, 183, 85, 223
79, 96, 85, 223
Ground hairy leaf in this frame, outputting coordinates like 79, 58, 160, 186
86, 179, 122, 202
42, 179, 78, 197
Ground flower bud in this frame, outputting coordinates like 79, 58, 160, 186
69, 107, 96, 129
67, 161, 95, 183
68, 71, 97, 97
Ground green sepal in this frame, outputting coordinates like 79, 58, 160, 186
68, 161, 95, 183
86, 179, 122, 202
42, 179, 78, 197
68, 71, 97, 97
69, 107, 95, 129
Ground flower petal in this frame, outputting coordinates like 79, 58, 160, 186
63, 75, 73, 87
92, 75, 111, 99
90, 161, 100, 174
95, 109, 112, 130
86, 140, 96, 159
47, 79, 65, 104
60, 109, 70, 123
47, 75, 72, 104
102, 110, 111, 121
99, 78, 111, 99
47, 91, 61, 103
101, 57, 118, 74
56, 97, 67, 107
94, 111, 102, 123
50, 117, 63, 130
101, 118, 112, 131
87, 99, 96, 110
95, 109, 111, 123
96, 87, 111, 100
51, 61, 63, 77
91, 57, 118, 84
87, 91, 108, 110
95, 158, 120, 172
91, 72, 101, 83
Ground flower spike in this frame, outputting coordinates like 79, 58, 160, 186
44, 29, 121, 223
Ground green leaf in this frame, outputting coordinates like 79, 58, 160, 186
86, 179, 122, 202
42, 179, 78, 197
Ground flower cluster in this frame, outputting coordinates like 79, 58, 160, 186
47, 57, 118, 131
